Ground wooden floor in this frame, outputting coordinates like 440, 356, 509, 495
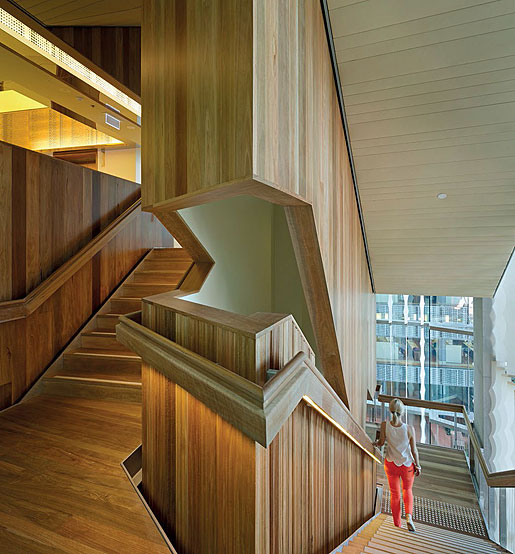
335, 513, 508, 553
0, 394, 169, 553
0, 248, 193, 552
377, 443, 479, 509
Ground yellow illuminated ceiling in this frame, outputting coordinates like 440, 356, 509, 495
0, 107, 122, 151
0, 89, 47, 113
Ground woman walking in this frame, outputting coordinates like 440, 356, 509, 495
374, 398, 421, 532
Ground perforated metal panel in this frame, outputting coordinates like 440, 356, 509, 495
382, 491, 488, 538
0, 8, 141, 116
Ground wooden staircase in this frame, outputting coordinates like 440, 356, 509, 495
334, 513, 509, 554
26, 248, 192, 403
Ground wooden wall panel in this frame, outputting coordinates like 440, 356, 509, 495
142, 299, 315, 386
0, 142, 140, 301
141, 0, 254, 209
253, 0, 375, 423
141, 364, 376, 554
0, 206, 172, 410
142, 364, 258, 554
268, 402, 376, 553
139, 299, 377, 551
255, 315, 316, 384
141, 0, 376, 421
50, 27, 142, 96
0, 142, 12, 303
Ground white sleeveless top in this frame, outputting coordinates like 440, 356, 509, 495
385, 421, 413, 467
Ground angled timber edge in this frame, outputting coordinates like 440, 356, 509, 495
121, 446, 178, 554
144, 180, 349, 408
147, 210, 215, 297
284, 204, 349, 407
378, 394, 515, 488
0, 199, 142, 323
116, 313, 379, 461
146, 176, 309, 213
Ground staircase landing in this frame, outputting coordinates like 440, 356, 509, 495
0, 248, 192, 552
0, 395, 169, 553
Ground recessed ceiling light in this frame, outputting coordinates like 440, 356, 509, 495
437, 193, 447, 199
76, 96, 83, 101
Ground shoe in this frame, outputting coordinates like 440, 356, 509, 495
406, 515, 416, 533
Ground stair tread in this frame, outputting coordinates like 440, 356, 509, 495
337, 515, 504, 554
48, 372, 140, 384
136, 269, 187, 274
65, 347, 140, 359
83, 329, 116, 336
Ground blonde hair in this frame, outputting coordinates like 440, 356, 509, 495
389, 398, 405, 417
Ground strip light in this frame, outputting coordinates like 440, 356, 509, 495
0, 8, 141, 117
302, 395, 381, 464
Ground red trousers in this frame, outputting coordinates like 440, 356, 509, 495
384, 460, 415, 527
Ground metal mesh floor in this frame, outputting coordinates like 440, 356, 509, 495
382, 490, 488, 538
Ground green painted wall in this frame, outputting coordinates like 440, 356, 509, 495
180, 196, 274, 315
179, 196, 318, 362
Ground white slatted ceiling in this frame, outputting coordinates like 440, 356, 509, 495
329, 0, 515, 296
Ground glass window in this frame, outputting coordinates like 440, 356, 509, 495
375, 294, 474, 414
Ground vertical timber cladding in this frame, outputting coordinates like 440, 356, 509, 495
141, 364, 258, 554
141, 364, 376, 554
141, 0, 375, 421
140, 299, 377, 553
268, 402, 376, 553
141, 0, 254, 209
0, 141, 141, 301
252, 0, 376, 423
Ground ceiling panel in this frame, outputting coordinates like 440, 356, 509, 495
14, 0, 142, 26
0, 107, 122, 150
329, 0, 515, 297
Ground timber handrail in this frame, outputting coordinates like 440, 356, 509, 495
0, 199, 141, 323
116, 310, 380, 463
378, 393, 515, 487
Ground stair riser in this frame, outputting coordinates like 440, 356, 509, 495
37, 378, 141, 403
121, 284, 174, 297
147, 249, 192, 259
110, 298, 142, 313
81, 335, 127, 350
141, 260, 191, 271
63, 354, 141, 374
95, 316, 120, 331
132, 272, 182, 284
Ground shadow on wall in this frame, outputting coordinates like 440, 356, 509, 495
179, 195, 319, 363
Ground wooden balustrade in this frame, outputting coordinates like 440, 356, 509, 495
116, 299, 380, 554
378, 394, 515, 488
